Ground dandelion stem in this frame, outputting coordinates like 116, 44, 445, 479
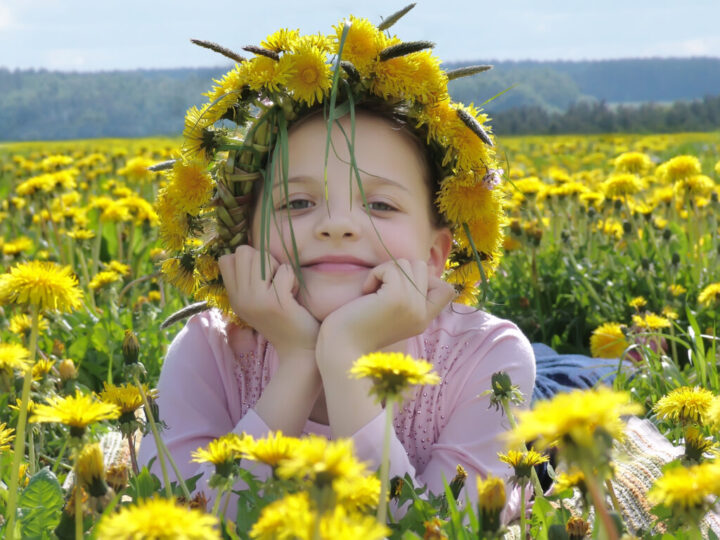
520, 483, 527, 540
582, 466, 618, 540
4, 305, 39, 540
53, 436, 70, 475
376, 397, 394, 525
75, 481, 82, 540
134, 375, 172, 499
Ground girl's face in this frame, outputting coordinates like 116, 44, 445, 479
250, 111, 452, 321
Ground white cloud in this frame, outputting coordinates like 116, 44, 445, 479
0, 3, 16, 30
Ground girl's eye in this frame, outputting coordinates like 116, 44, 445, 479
281, 199, 313, 210
366, 201, 396, 212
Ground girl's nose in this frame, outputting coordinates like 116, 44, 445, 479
314, 205, 361, 240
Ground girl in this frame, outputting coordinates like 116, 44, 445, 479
139, 8, 536, 523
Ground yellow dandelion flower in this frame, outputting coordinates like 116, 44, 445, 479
182, 104, 217, 164
192, 433, 245, 477
601, 173, 644, 198
100, 382, 157, 416
451, 281, 480, 306
318, 505, 390, 539
683, 425, 717, 462
654, 386, 715, 425
698, 283, 720, 308
456, 212, 505, 267
195, 282, 234, 315
250, 492, 314, 540
660, 155, 702, 183
30, 390, 121, 437
477, 473, 506, 533
148, 290, 162, 302
0, 261, 83, 313
245, 54, 294, 93
261, 28, 300, 52
436, 174, 496, 223
16, 173, 56, 196
0, 343, 31, 373
669, 284, 687, 296
96, 497, 220, 539
629, 296, 647, 310
100, 201, 132, 223
507, 387, 642, 451
2, 236, 33, 256
106, 261, 131, 276
66, 228, 95, 241
32, 358, 55, 380
349, 351, 441, 401
167, 159, 214, 213
161, 255, 196, 296
407, 50, 449, 104
333, 16, 385, 76
415, 99, 458, 144
276, 435, 367, 486
498, 449, 549, 483
446, 105, 494, 171
75, 443, 108, 497
194, 254, 220, 282
285, 45, 332, 106
10, 398, 36, 415
0, 422, 15, 452
89, 270, 121, 291
648, 461, 720, 512
334, 474, 381, 512
117, 156, 156, 182
662, 306, 679, 320
293, 33, 334, 54
675, 174, 715, 198
632, 312, 672, 330
371, 53, 419, 101
240, 430, 298, 468
554, 469, 586, 493
613, 152, 653, 175
155, 188, 192, 252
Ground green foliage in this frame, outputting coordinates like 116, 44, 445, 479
17, 468, 64, 539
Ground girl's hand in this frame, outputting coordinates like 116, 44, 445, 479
218, 245, 320, 357
316, 259, 456, 363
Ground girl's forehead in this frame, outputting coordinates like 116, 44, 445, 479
284, 111, 431, 182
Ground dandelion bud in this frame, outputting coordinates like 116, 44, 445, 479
477, 474, 505, 534
106, 462, 129, 492
622, 220, 632, 234
58, 358, 77, 381
122, 330, 140, 365
75, 443, 109, 497
662, 228, 672, 241
671, 252, 681, 266
449, 464, 467, 501
711, 191, 718, 203
422, 517, 448, 540
587, 206, 597, 219
566, 516, 590, 539
613, 199, 623, 210
390, 476, 404, 500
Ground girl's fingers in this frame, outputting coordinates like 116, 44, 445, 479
218, 253, 237, 297
425, 276, 456, 318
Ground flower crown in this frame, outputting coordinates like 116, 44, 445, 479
155, 4, 506, 327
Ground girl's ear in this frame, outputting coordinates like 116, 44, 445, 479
427, 227, 453, 278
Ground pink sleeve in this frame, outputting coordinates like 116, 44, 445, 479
137, 313, 274, 504
350, 320, 535, 522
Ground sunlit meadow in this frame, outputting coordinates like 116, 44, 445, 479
1, 131, 719, 538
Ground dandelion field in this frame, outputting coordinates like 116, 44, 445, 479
1, 131, 720, 538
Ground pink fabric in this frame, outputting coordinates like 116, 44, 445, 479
138, 303, 535, 521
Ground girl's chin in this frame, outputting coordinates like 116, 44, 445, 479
297, 282, 366, 322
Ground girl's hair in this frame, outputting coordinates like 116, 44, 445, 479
250, 99, 451, 231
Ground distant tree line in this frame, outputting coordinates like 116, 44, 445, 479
1, 57, 719, 141
492, 95, 720, 135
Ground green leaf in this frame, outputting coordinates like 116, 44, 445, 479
17, 467, 64, 540
128, 466, 161, 499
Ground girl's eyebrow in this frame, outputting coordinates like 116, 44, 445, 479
275, 175, 409, 193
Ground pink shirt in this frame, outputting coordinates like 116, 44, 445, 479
139, 303, 535, 520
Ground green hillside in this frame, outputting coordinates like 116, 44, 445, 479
1, 57, 718, 141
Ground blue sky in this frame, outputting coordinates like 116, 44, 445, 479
1, 0, 719, 71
